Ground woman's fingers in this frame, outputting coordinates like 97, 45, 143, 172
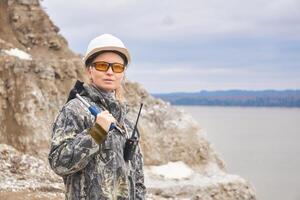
95, 111, 116, 132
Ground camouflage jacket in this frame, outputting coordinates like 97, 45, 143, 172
48, 83, 146, 200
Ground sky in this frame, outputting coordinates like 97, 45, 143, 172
40, 0, 300, 93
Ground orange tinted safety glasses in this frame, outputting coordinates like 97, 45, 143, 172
92, 61, 125, 73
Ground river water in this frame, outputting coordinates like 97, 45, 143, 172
175, 106, 300, 200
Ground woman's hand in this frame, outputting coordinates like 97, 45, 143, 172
95, 110, 116, 132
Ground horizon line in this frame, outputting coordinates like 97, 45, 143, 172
151, 88, 300, 94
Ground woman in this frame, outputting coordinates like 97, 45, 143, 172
48, 34, 146, 200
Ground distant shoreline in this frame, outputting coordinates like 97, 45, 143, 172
152, 90, 300, 107
174, 105, 300, 108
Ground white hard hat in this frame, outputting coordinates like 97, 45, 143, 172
83, 33, 131, 66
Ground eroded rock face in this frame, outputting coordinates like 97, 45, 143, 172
4, 0, 71, 55
0, 0, 86, 156
0, 47, 85, 156
0, 0, 257, 199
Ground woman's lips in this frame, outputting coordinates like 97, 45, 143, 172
103, 79, 114, 83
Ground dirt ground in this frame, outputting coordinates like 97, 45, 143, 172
0, 190, 65, 200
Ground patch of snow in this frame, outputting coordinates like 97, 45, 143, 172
145, 168, 244, 189
3, 48, 32, 60
148, 161, 194, 179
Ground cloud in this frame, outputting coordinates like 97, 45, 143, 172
40, 0, 300, 92
126, 61, 300, 92
42, 0, 300, 43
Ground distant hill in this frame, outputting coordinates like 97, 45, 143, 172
152, 90, 300, 107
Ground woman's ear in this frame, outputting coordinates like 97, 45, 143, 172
85, 67, 93, 82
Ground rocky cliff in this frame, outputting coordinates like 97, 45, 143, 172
0, 0, 256, 199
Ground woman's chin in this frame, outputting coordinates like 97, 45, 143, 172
101, 85, 115, 92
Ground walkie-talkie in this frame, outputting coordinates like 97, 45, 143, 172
124, 103, 143, 162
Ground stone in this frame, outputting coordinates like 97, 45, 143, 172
18, 0, 39, 6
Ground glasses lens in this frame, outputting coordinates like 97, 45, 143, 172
112, 63, 125, 73
93, 62, 125, 73
93, 62, 109, 71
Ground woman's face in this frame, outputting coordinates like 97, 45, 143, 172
87, 52, 125, 92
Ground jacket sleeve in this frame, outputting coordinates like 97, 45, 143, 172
48, 102, 100, 176
133, 129, 147, 199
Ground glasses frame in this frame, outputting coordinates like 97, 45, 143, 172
91, 61, 126, 73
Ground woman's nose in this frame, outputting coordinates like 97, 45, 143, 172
106, 66, 114, 74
